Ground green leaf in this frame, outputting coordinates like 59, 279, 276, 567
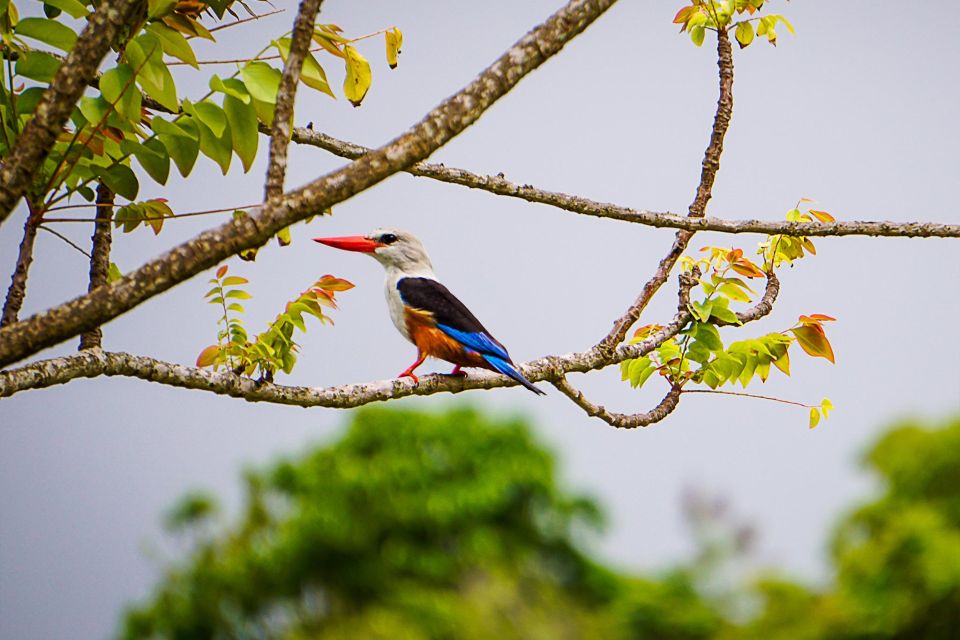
276, 226, 292, 247
737, 354, 757, 387
147, 0, 177, 18
240, 61, 281, 104
225, 290, 252, 300
43, 0, 88, 18
342, 45, 372, 106
690, 300, 713, 323
193, 114, 233, 174
690, 25, 706, 47
107, 262, 122, 283
95, 163, 139, 200
15, 17, 76, 52
221, 276, 249, 286
15, 51, 60, 83
122, 139, 170, 185
693, 323, 723, 351
15, 87, 44, 116
687, 340, 711, 364
210, 75, 250, 103
127, 41, 179, 112
156, 127, 200, 177
145, 22, 197, 68
190, 100, 228, 138
301, 52, 334, 97
734, 21, 754, 48
718, 282, 751, 303
99, 64, 142, 122
221, 80, 258, 172
710, 306, 741, 325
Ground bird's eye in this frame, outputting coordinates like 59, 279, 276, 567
380, 233, 398, 245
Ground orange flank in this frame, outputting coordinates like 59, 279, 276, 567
404, 307, 491, 370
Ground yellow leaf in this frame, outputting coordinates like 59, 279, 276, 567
821, 398, 833, 418
809, 407, 820, 429
735, 21, 754, 48
342, 45, 372, 107
808, 209, 835, 223
385, 27, 402, 69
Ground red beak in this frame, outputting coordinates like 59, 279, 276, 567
313, 235, 383, 253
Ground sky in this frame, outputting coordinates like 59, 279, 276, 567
1, 1, 959, 638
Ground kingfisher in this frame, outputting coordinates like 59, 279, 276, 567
314, 229, 545, 395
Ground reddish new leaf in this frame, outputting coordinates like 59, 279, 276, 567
196, 344, 220, 367
316, 275, 355, 291
790, 325, 836, 363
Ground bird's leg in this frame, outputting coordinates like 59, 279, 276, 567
398, 351, 428, 384
448, 365, 467, 377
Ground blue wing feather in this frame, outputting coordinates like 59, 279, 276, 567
437, 324, 544, 395
436, 324, 510, 361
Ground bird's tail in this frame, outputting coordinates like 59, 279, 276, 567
482, 355, 546, 396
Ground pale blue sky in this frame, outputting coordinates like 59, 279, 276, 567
2, 2, 959, 638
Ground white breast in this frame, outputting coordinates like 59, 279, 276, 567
384, 268, 412, 342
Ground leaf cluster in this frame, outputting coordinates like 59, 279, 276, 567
195, 265, 354, 381
0, 1, 403, 228
624, 211, 838, 427
673, 1, 794, 49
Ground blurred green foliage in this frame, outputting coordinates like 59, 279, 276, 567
121, 411, 960, 639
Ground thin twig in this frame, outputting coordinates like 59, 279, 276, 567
37, 225, 91, 258
682, 388, 813, 409
207, 8, 285, 34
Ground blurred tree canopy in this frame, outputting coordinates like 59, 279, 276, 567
121, 410, 960, 639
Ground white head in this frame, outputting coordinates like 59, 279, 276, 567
314, 228, 435, 276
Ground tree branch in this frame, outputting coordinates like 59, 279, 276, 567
0, 0, 617, 369
285, 128, 960, 239
0, 0, 142, 225
1, 200, 41, 326
0, 269, 697, 404
596, 29, 734, 354
553, 376, 682, 428
78, 183, 114, 350
264, 0, 323, 201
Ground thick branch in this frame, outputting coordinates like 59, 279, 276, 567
596, 29, 734, 353
264, 0, 323, 201
553, 376, 682, 428
0, 0, 617, 369
0, 0, 141, 224
78, 183, 114, 350
287, 128, 960, 238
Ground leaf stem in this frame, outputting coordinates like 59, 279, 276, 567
682, 388, 813, 409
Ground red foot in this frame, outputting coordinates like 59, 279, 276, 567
398, 370, 420, 384
398, 352, 427, 385
448, 365, 467, 377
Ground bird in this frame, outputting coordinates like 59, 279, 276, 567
314, 228, 545, 395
